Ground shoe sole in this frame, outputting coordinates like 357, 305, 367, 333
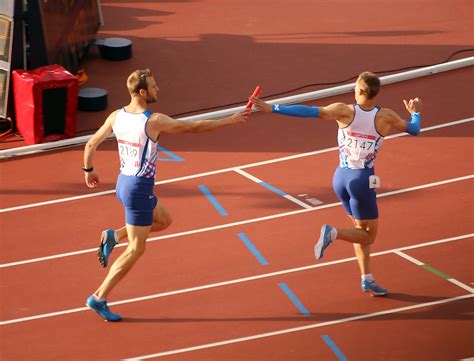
314, 225, 330, 260
362, 289, 388, 297
97, 231, 108, 268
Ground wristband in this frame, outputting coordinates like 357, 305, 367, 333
406, 112, 421, 136
272, 104, 320, 118
82, 166, 94, 172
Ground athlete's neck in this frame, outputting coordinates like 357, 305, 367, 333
357, 100, 376, 111
124, 97, 148, 114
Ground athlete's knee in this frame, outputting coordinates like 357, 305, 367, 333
366, 234, 376, 245
355, 224, 376, 245
126, 240, 147, 258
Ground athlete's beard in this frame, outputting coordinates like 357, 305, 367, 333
145, 95, 157, 104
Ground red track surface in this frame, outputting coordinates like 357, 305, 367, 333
1, 1, 473, 360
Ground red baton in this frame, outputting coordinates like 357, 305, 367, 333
245, 86, 261, 109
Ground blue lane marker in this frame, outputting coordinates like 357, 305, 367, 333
157, 146, 184, 162
278, 283, 310, 316
321, 335, 348, 361
237, 232, 268, 265
198, 184, 228, 216
258, 181, 287, 197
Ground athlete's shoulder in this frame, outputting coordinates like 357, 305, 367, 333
336, 102, 354, 115
149, 112, 172, 123
147, 113, 175, 134
377, 107, 400, 122
109, 109, 121, 117
105, 109, 120, 125
331, 102, 352, 111
319, 102, 352, 119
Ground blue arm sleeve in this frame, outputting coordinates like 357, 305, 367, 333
272, 104, 320, 118
406, 112, 421, 136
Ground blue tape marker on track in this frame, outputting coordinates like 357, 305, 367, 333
321, 335, 348, 361
157, 146, 184, 162
237, 232, 268, 265
278, 283, 310, 316
198, 184, 228, 216
258, 181, 287, 197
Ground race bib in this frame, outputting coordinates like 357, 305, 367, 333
118, 140, 140, 168
344, 131, 376, 161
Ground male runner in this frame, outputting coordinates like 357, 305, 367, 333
83, 69, 250, 320
251, 71, 422, 296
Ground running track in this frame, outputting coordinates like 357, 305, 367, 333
0, 67, 473, 360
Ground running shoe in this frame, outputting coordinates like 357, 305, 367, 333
314, 224, 334, 260
86, 295, 122, 322
97, 229, 117, 268
361, 280, 388, 296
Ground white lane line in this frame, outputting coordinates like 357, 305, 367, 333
393, 250, 424, 265
0, 190, 118, 213
1, 233, 471, 326
394, 250, 474, 293
1, 175, 472, 269
123, 294, 473, 360
449, 279, 474, 294
233, 168, 312, 209
1, 117, 472, 213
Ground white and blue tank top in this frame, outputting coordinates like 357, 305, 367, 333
112, 108, 158, 178
337, 104, 384, 169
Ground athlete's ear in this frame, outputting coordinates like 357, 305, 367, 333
139, 88, 148, 97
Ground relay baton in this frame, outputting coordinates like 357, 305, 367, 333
245, 86, 262, 109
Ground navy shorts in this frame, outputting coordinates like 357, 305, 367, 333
115, 174, 157, 226
332, 167, 378, 220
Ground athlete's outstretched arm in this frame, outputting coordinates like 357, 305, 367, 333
148, 109, 250, 137
385, 98, 423, 135
250, 96, 351, 121
83, 110, 117, 188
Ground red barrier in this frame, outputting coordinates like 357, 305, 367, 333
12, 65, 78, 145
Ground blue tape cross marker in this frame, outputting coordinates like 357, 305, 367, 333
237, 232, 268, 265
157, 146, 184, 162
278, 283, 310, 316
259, 181, 287, 197
321, 335, 348, 361
198, 184, 228, 216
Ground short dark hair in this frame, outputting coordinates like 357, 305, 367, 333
127, 69, 153, 95
358, 71, 381, 99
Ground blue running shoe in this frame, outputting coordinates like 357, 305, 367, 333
361, 280, 388, 296
314, 224, 334, 260
97, 229, 117, 268
86, 295, 122, 322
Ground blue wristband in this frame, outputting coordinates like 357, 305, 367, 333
406, 112, 421, 136
272, 104, 320, 118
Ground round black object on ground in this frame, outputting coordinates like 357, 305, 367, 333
98, 38, 132, 61
78, 88, 108, 111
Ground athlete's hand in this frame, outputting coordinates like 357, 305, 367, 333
249, 96, 272, 113
85, 171, 100, 188
403, 98, 422, 114
231, 109, 251, 124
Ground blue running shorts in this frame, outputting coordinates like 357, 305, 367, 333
332, 167, 378, 220
115, 174, 158, 226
